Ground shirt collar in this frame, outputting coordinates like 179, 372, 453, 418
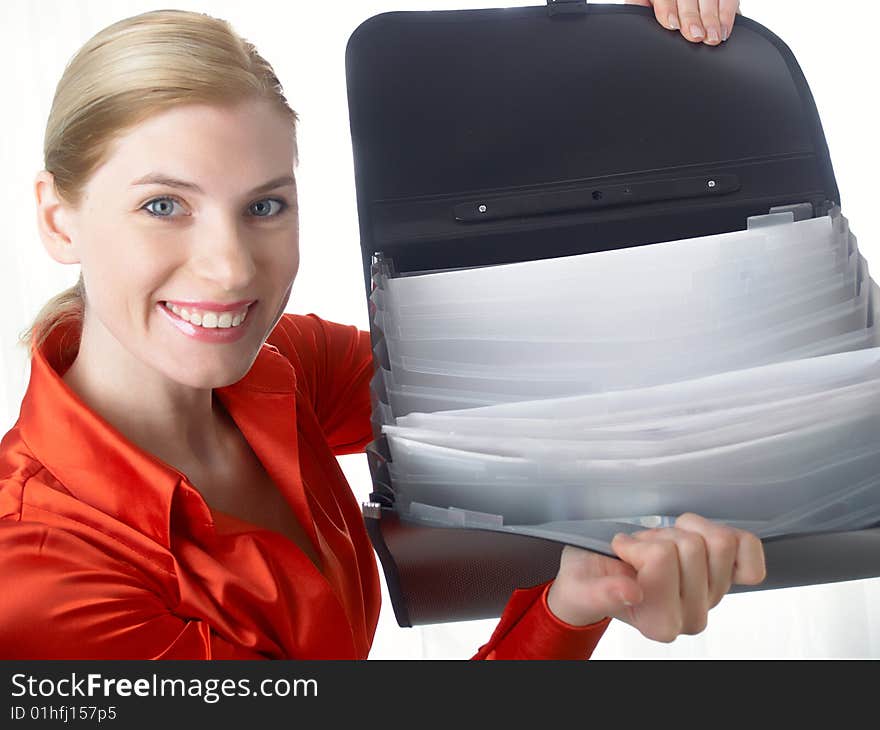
17, 316, 307, 551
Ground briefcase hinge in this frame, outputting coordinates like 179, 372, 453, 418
547, 0, 589, 16
362, 502, 382, 520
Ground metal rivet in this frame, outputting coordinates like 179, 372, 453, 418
707, 180, 716, 188
478, 204, 487, 213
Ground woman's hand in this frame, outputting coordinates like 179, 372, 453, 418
624, 0, 742, 45
546, 512, 766, 642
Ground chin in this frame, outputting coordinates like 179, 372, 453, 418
167, 352, 258, 390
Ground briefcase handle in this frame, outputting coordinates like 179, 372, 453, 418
547, 0, 589, 16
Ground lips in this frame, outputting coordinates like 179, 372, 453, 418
161, 299, 256, 312
157, 299, 257, 343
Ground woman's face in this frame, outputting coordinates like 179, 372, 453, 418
60, 99, 300, 388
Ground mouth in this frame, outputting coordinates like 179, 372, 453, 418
158, 300, 257, 332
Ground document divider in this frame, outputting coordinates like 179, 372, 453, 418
345, 2, 880, 626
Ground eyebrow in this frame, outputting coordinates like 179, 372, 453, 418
129, 173, 296, 195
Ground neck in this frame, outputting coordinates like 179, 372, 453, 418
61, 319, 232, 476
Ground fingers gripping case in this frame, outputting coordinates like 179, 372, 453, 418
344, 0, 880, 627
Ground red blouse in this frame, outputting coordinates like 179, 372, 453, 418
0, 313, 609, 659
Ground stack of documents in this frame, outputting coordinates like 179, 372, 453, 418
369, 207, 880, 550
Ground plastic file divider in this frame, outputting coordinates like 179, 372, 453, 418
386, 435, 880, 528
388, 372, 880, 444
376, 218, 861, 344
386, 290, 870, 378
379, 306, 872, 401
376, 281, 877, 408
390, 329, 880, 427
384, 213, 841, 307
394, 346, 880, 428
384, 256, 862, 343
397, 465, 880, 544
386, 404, 880, 488
382, 261, 867, 368
382, 376, 880, 461
384, 237, 864, 329
382, 220, 854, 323
381, 326, 880, 416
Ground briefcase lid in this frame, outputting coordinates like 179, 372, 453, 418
345, 2, 840, 295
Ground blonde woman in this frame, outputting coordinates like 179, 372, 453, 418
0, 4, 763, 660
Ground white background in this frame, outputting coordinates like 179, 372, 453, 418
1, 0, 878, 658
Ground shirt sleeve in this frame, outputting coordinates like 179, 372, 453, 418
266, 313, 374, 456
266, 315, 612, 659
471, 580, 612, 660
0, 521, 266, 660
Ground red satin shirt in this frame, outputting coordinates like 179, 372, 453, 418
0, 312, 609, 659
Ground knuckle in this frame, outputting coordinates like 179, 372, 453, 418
741, 530, 762, 552
707, 531, 738, 558
709, 590, 726, 610
677, 531, 706, 560
655, 616, 683, 643
676, 511, 702, 525
683, 613, 709, 636
647, 540, 677, 564
747, 562, 768, 585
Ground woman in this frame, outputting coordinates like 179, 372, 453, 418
0, 2, 763, 660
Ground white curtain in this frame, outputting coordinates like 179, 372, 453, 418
2, 0, 877, 659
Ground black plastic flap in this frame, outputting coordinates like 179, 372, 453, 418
367, 510, 880, 626
346, 3, 839, 295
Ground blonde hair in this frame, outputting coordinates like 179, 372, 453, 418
19, 8, 299, 358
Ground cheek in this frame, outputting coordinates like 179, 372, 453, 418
81, 238, 176, 312
280, 234, 300, 280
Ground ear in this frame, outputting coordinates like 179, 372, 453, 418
34, 170, 81, 265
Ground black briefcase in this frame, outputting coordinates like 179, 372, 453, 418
343, 0, 880, 626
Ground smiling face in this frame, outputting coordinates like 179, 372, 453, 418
59, 99, 300, 389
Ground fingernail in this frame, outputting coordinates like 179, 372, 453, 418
707, 27, 720, 43
613, 532, 632, 542
667, 13, 680, 30
690, 24, 704, 40
722, 24, 730, 41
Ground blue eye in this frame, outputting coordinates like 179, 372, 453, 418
143, 197, 182, 218
141, 196, 289, 220
248, 199, 287, 217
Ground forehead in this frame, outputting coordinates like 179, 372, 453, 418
93, 101, 295, 190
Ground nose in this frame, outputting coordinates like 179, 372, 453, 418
190, 214, 258, 293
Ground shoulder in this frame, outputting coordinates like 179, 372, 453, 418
266, 312, 368, 363
265, 312, 372, 404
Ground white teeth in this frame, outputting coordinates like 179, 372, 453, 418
163, 301, 250, 329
